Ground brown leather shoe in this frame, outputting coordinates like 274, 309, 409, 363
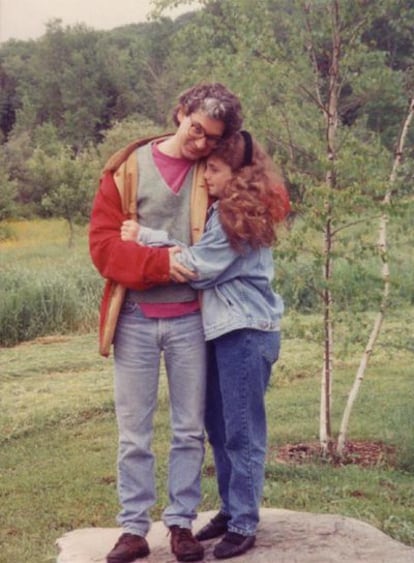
169, 525, 204, 562
106, 533, 150, 563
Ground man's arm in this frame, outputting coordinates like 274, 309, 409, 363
89, 172, 170, 290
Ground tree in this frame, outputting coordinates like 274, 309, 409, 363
0, 178, 17, 221
337, 96, 414, 454
0, 130, 35, 213
0, 38, 36, 140
95, 114, 163, 165
6, 21, 113, 150
153, 0, 413, 454
28, 145, 96, 246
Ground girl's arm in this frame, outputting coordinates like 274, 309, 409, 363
124, 214, 243, 289
120, 219, 197, 283
172, 225, 243, 290
121, 220, 175, 247
121, 213, 244, 289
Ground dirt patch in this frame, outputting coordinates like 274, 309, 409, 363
33, 335, 71, 345
271, 440, 396, 468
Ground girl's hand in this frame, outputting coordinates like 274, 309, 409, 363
121, 220, 140, 242
168, 246, 197, 283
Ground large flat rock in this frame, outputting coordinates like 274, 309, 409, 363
56, 508, 414, 562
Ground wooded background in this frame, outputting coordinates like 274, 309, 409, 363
1, 0, 412, 223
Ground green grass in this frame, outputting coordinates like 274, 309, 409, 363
1, 218, 413, 561
0, 220, 101, 346
1, 316, 413, 562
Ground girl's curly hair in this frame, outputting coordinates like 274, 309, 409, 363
211, 132, 290, 252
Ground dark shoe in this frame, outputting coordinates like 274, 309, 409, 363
195, 512, 231, 541
213, 532, 255, 559
106, 532, 150, 563
169, 525, 204, 562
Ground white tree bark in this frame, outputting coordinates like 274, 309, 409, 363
337, 97, 414, 455
318, 0, 340, 452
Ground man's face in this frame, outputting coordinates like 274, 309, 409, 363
176, 110, 225, 160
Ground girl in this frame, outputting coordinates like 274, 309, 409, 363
121, 130, 290, 559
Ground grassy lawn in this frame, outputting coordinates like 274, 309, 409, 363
1, 219, 413, 560
1, 315, 413, 562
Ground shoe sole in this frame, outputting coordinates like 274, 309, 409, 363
213, 537, 255, 559
174, 552, 204, 562
107, 548, 150, 562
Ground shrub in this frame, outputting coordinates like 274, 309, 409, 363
0, 265, 101, 347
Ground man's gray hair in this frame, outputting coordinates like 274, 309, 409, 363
172, 82, 243, 138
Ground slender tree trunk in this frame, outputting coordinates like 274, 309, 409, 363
319, 0, 340, 453
337, 97, 414, 455
67, 218, 75, 248
320, 215, 334, 450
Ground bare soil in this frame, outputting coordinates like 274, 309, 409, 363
271, 440, 396, 468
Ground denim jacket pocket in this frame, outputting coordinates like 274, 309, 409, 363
215, 285, 234, 308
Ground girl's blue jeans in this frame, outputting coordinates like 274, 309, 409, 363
205, 328, 280, 536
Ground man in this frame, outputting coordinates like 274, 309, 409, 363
89, 83, 243, 563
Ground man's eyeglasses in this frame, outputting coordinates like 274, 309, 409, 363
187, 117, 223, 147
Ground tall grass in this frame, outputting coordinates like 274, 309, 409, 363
0, 220, 101, 346
1, 217, 414, 346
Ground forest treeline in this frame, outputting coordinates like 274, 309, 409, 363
1, 0, 413, 222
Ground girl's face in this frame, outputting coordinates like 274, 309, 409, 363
204, 155, 232, 198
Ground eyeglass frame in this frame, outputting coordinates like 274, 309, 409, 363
187, 116, 224, 147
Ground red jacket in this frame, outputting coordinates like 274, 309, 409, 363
89, 137, 208, 356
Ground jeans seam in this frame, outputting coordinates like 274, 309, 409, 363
239, 335, 255, 516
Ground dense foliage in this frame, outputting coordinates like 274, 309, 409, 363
0, 1, 412, 212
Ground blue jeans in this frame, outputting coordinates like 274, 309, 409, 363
205, 329, 280, 536
113, 300, 207, 536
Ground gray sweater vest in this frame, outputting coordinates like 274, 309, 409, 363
127, 143, 197, 304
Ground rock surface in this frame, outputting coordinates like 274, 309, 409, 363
56, 508, 414, 563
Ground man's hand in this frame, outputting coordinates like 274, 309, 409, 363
169, 247, 197, 283
121, 219, 140, 242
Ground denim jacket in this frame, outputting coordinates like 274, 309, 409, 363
138, 202, 284, 341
